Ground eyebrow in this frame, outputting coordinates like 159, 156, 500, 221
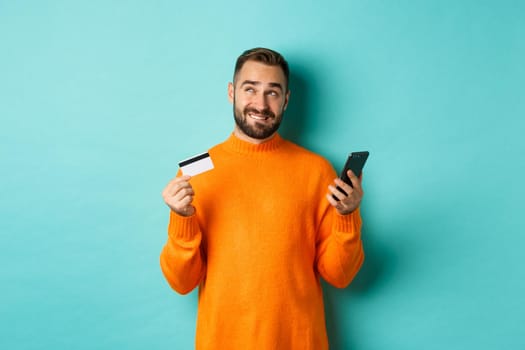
240, 80, 283, 91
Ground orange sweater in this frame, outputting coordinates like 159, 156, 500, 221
160, 133, 364, 349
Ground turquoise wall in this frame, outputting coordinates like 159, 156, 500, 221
1, 1, 524, 349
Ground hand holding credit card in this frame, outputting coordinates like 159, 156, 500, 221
161, 151, 213, 217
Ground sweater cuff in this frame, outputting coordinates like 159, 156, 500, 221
333, 208, 362, 235
168, 211, 201, 243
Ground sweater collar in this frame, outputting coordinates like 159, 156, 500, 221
223, 132, 285, 154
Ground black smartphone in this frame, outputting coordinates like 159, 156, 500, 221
333, 151, 369, 200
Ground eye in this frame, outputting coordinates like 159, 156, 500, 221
267, 90, 279, 97
245, 87, 255, 93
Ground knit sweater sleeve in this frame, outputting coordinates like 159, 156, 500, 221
160, 210, 206, 295
315, 206, 364, 289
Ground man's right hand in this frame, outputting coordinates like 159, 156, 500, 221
162, 175, 195, 217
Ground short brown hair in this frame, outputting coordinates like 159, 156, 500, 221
233, 47, 290, 90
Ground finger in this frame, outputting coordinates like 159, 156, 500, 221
173, 186, 194, 202
163, 186, 193, 209
346, 170, 362, 189
178, 194, 194, 208
165, 177, 193, 196
166, 175, 191, 189
169, 191, 194, 213
328, 184, 348, 201
172, 175, 192, 189
326, 193, 340, 207
340, 186, 363, 211
166, 174, 189, 186
163, 177, 181, 197
326, 193, 349, 212
333, 179, 353, 197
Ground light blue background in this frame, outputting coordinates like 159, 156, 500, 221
1, 1, 524, 349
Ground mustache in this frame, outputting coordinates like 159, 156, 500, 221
244, 107, 275, 119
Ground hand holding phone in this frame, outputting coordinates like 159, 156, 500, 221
333, 151, 369, 200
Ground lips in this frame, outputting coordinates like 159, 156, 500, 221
245, 108, 274, 121
249, 113, 269, 120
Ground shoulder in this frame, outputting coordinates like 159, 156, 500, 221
283, 139, 331, 164
281, 139, 336, 177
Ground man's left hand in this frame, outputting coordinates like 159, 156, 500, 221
326, 170, 364, 215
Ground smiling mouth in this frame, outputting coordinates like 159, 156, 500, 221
248, 113, 270, 121
246, 108, 274, 122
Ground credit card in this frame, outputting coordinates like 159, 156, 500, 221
178, 152, 214, 176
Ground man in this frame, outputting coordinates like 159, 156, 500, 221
160, 47, 364, 349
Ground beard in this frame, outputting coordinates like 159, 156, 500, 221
233, 103, 284, 140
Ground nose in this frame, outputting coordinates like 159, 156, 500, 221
253, 92, 268, 110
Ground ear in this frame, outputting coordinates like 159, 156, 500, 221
228, 82, 234, 104
283, 89, 291, 110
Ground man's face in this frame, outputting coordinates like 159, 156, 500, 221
228, 60, 290, 142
